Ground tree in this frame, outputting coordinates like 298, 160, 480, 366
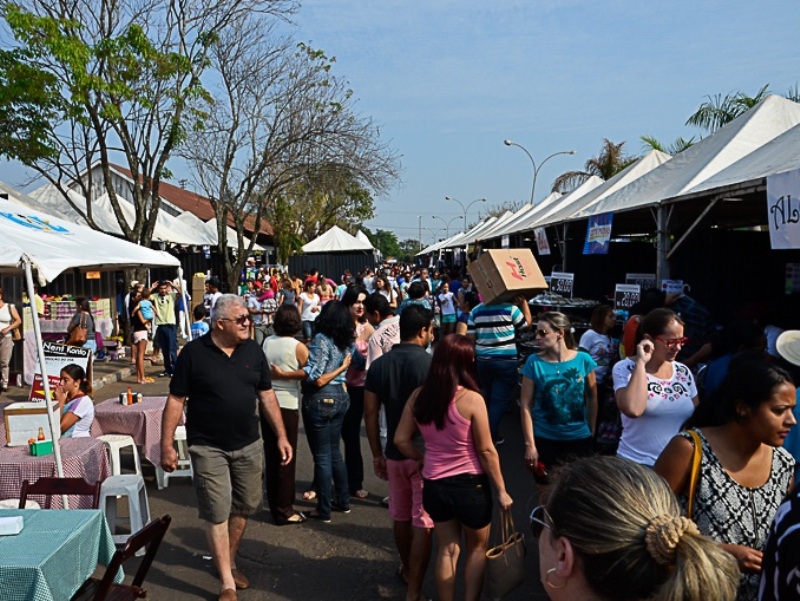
0, 0, 295, 249
180, 28, 398, 289
551, 139, 637, 194
685, 84, 770, 133
400, 238, 422, 260
363, 228, 402, 259
639, 135, 695, 155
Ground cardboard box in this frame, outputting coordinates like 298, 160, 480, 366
468, 249, 548, 305
3, 402, 59, 447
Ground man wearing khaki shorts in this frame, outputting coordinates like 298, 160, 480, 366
161, 294, 291, 601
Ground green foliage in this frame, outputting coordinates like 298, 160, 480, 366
639, 135, 695, 155
362, 228, 402, 258
686, 84, 770, 132
551, 139, 637, 194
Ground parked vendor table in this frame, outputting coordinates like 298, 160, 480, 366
91, 396, 182, 468
0, 508, 121, 601
0, 417, 111, 509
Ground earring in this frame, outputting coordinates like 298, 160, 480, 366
545, 567, 566, 590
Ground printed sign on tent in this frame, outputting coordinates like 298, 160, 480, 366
534, 228, 550, 255
625, 273, 657, 290
767, 169, 800, 249
582, 212, 613, 255
29, 342, 92, 401
550, 271, 574, 298
660, 279, 684, 295
614, 284, 641, 310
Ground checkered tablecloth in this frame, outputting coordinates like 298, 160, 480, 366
91, 396, 181, 468
0, 508, 121, 601
0, 421, 111, 509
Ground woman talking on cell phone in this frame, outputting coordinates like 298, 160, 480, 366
519, 312, 598, 498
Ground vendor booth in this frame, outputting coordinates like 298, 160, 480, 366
289, 225, 378, 278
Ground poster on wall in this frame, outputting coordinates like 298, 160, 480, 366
767, 169, 800, 249
29, 342, 92, 401
582, 212, 613, 255
534, 228, 550, 255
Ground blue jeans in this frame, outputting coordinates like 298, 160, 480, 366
476, 357, 519, 441
154, 324, 178, 375
302, 320, 315, 341
302, 384, 350, 518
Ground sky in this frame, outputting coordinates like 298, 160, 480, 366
2, 0, 799, 248
283, 0, 800, 246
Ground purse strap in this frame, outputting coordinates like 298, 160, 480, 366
686, 429, 702, 520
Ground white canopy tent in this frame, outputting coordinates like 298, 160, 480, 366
580, 95, 800, 220
437, 216, 499, 250
0, 198, 181, 489
302, 225, 374, 253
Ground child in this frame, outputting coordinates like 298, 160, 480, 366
191, 304, 209, 339
135, 288, 154, 338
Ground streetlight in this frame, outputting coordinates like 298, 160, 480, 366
431, 215, 462, 237
444, 196, 487, 231
503, 139, 577, 205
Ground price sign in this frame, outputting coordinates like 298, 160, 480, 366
660, 279, 684, 295
625, 273, 656, 290
614, 284, 641, 311
550, 271, 574, 299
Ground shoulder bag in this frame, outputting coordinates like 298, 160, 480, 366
66, 312, 88, 346
685, 429, 703, 519
484, 508, 526, 600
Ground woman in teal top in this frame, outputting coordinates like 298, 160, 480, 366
520, 312, 597, 490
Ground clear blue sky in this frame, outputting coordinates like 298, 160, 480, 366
288, 0, 799, 246
2, 0, 798, 248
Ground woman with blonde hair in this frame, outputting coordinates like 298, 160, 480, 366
534, 455, 739, 601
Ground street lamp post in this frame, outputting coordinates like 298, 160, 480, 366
503, 140, 577, 205
444, 196, 487, 231
431, 215, 462, 238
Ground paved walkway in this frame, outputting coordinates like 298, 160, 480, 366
3, 355, 549, 600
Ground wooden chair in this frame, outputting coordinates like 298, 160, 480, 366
71, 514, 172, 601
19, 477, 102, 509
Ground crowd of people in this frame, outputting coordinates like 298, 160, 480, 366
153, 261, 799, 601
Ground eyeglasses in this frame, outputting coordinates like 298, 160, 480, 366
220, 315, 251, 326
529, 505, 553, 539
656, 336, 689, 349
535, 328, 555, 338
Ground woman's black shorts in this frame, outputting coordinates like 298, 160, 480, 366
422, 473, 492, 529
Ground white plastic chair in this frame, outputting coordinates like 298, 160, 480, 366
155, 425, 193, 490
99, 474, 151, 554
98, 434, 142, 476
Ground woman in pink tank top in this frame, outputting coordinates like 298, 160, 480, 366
395, 334, 513, 601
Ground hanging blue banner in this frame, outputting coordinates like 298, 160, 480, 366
583, 213, 613, 255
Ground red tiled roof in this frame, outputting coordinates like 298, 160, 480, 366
109, 163, 273, 236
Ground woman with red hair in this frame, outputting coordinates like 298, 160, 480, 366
395, 334, 512, 601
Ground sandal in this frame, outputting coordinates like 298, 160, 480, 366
352, 489, 369, 499
302, 490, 317, 501
277, 512, 307, 525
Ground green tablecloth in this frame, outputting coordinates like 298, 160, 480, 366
0, 509, 122, 601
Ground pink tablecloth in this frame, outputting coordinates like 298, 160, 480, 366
0, 419, 111, 509
91, 396, 180, 468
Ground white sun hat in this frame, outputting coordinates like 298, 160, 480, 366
776, 330, 800, 367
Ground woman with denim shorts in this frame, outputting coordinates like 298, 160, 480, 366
302, 300, 355, 522
395, 334, 513, 601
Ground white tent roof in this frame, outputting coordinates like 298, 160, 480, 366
477, 204, 533, 240
302, 225, 374, 253
28, 184, 205, 245
582, 95, 800, 218
174, 211, 264, 250
536, 150, 673, 227
0, 197, 180, 281
682, 121, 800, 195
488, 192, 562, 239
355, 230, 372, 245
440, 216, 498, 249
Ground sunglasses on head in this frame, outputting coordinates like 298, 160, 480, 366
220, 315, 251, 326
529, 505, 553, 539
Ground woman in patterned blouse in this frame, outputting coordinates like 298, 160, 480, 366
655, 355, 797, 601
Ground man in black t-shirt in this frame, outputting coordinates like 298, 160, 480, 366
364, 305, 434, 601
161, 294, 291, 601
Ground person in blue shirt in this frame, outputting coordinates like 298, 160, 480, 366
191, 304, 210, 339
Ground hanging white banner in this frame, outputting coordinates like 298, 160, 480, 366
767, 169, 800, 249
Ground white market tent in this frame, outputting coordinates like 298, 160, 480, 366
681, 121, 800, 196
489, 192, 562, 239
355, 230, 372, 245
439, 216, 499, 249
533, 149, 673, 228
175, 211, 264, 251
28, 184, 204, 246
302, 225, 374, 253
477, 203, 533, 241
0, 197, 181, 486
580, 95, 800, 220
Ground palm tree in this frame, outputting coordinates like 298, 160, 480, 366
551, 138, 637, 194
685, 84, 770, 132
640, 135, 696, 155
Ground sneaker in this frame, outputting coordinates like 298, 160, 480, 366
331, 502, 351, 514
158, 371, 171, 378
310, 512, 331, 523
494, 437, 506, 446
381, 496, 390, 508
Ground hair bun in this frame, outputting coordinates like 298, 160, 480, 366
644, 515, 698, 565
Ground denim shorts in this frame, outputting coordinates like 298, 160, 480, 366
422, 472, 492, 529
189, 439, 263, 523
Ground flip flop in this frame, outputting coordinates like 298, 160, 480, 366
302, 490, 317, 501
352, 489, 369, 499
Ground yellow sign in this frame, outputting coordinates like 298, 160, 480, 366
86, 271, 101, 280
